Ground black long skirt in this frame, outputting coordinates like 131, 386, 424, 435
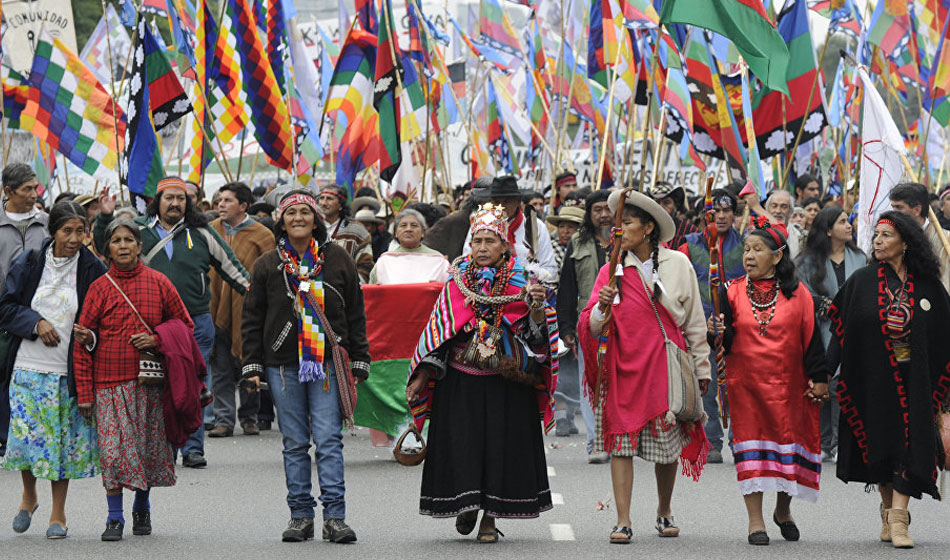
419, 368, 552, 519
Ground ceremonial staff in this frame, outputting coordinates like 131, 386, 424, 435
704, 175, 728, 428
593, 187, 631, 403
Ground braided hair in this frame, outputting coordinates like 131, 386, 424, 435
623, 205, 662, 301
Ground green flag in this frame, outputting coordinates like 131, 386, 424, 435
660, 0, 790, 95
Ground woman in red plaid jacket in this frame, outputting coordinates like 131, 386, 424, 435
74, 218, 193, 542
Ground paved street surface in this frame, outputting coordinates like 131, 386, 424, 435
1, 420, 947, 559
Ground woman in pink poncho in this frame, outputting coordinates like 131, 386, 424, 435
578, 189, 712, 544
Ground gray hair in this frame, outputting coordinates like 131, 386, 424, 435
2, 163, 36, 190
114, 205, 139, 221
393, 208, 428, 231
104, 217, 142, 247
765, 189, 793, 209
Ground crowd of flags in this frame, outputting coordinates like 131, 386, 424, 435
2, 0, 950, 209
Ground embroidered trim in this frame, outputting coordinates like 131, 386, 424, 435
242, 363, 263, 377
272, 321, 292, 351
351, 361, 370, 373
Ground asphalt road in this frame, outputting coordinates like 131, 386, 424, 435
1, 418, 948, 560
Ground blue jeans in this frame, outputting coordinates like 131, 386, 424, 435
266, 363, 346, 520
182, 313, 214, 457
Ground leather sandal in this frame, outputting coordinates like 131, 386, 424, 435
609, 525, 633, 544
656, 515, 680, 537
455, 511, 478, 536
476, 528, 503, 543
772, 513, 800, 541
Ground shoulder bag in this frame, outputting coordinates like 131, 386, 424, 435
635, 268, 703, 423
104, 274, 164, 385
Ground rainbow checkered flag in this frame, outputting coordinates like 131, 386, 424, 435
20, 31, 126, 182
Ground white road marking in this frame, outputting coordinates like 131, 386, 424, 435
552, 493, 564, 505
547, 466, 556, 477
549, 523, 575, 541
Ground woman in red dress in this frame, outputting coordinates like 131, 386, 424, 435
709, 217, 831, 546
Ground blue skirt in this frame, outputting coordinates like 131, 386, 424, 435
4, 368, 98, 480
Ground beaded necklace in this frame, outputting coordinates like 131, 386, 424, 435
747, 277, 779, 336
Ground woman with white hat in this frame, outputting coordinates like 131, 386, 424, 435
578, 189, 712, 544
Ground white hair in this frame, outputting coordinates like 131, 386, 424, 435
394, 208, 428, 231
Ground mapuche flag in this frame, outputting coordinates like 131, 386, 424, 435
123, 19, 168, 197
374, 0, 403, 183
660, 0, 790, 95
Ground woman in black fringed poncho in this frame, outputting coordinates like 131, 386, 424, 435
827, 211, 950, 550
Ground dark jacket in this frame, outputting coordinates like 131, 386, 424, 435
0, 240, 108, 395
157, 318, 207, 448
241, 242, 371, 380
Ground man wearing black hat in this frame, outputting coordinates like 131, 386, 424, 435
648, 181, 698, 249
676, 188, 745, 463
462, 175, 558, 281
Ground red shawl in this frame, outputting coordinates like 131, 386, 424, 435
579, 263, 708, 479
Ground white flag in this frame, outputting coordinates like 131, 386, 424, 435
857, 68, 906, 254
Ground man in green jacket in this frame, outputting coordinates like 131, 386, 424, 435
95, 177, 250, 468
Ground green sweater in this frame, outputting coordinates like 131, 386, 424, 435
95, 213, 250, 318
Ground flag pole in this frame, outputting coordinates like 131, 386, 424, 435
593, 45, 626, 192
903, 153, 950, 256
634, 43, 662, 193
101, 0, 128, 200
62, 152, 73, 193
380, 0, 422, 183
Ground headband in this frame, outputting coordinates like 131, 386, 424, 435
157, 177, 188, 194
877, 217, 897, 229
713, 194, 737, 212
555, 174, 577, 188
750, 215, 788, 251
320, 188, 348, 204
278, 193, 318, 219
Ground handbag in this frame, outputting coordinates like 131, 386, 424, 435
104, 274, 165, 385
635, 269, 704, 423
302, 290, 359, 426
393, 423, 427, 466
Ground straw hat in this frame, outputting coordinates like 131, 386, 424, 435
354, 208, 383, 225
546, 206, 585, 227
607, 188, 676, 243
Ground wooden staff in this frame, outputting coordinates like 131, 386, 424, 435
902, 153, 950, 258
703, 175, 728, 428
593, 187, 632, 403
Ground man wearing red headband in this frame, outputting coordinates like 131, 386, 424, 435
317, 185, 373, 282
95, 177, 250, 469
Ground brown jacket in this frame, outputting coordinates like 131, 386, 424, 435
208, 217, 275, 359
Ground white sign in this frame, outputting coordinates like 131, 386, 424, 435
2, 0, 79, 77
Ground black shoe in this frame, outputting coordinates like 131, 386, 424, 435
282, 518, 315, 542
132, 510, 151, 536
258, 420, 272, 431
322, 519, 356, 543
773, 514, 800, 541
101, 520, 124, 541
748, 530, 770, 546
182, 453, 207, 469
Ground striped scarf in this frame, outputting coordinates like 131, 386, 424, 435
280, 237, 327, 384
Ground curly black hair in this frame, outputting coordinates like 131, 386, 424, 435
875, 210, 941, 280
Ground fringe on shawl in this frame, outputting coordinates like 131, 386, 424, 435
601, 414, 709, 483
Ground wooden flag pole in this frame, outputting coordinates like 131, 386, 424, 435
902, 153, 950, 257
61, 153, 73, 193
100, 0, 128, 200
593, 45, 626, 192
648, 112, 667, 192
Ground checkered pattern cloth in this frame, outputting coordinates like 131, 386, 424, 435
73, 262, 194, 404
594, 405, 688, 463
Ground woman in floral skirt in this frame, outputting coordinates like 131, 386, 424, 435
0, 201, 106, 538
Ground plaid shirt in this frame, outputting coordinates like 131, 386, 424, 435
73, 261, 193, 404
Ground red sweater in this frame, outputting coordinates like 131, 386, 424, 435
73, 261, 193, 404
